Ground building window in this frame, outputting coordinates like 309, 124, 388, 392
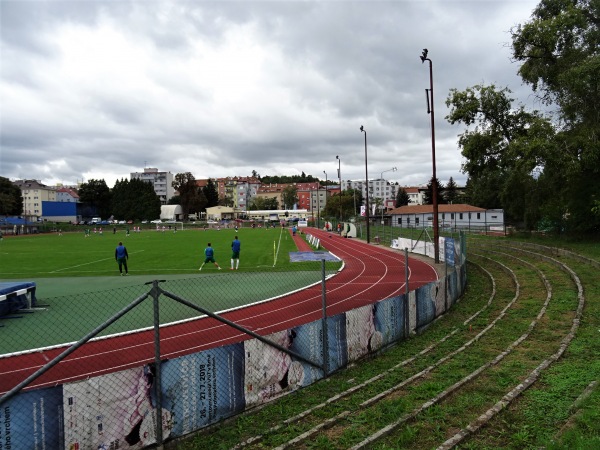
398, 217, 402, 225
477, 213, 481, 220
416, 217, 420, 225
451, 213, 454, 220
459, 213, 463, 220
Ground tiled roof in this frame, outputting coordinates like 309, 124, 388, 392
388, 203, 486, 215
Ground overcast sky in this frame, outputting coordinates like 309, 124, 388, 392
1, 0, 541, 189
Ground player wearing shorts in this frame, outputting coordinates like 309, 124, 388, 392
199, 242, 221, 271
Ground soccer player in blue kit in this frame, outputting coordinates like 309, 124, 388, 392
199, 242, 221, 271
115, 241, 129, 275
231, 235, 241, 270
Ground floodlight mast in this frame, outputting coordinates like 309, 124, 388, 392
360, 125, 370, 244
323, 170, 328, 229
336, 155, 342, 223
420, 48, 440, 264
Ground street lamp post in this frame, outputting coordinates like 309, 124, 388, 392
323, 170, 328, 230
420, 48, 440, 263
317, 184, 320, 228
380, 167, 397, 224
336, 155, 342, 223
360, 125, 370, 243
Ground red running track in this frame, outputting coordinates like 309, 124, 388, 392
0, 227, 438, 395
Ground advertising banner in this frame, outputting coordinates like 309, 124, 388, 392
160, 344, 245, 437
63, 365, 172, 450
0, 385, 63, 449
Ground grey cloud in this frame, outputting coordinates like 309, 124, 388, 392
1, 0, 540, 188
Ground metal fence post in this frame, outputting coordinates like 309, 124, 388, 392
404, 247, 410, 338
150, 279, 164, 446
444, 254, 448, 312
321, 259, 329, 375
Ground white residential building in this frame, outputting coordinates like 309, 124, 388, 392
130, 168, 174, 204
342, 178, 399, 208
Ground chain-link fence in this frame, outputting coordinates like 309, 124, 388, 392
1, 235, 466, 449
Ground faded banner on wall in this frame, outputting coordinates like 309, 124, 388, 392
0, 385, 63, 449
160, 344, 245, 437
63, 365, 173, 449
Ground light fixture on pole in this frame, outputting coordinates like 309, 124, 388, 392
336, 155, 342, 223
380, 167, 397, 224
420, 48, 440, 263
360, 125, 370, 243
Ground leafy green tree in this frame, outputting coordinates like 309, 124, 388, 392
250, 197, 279, 210
395, 188, 410, 207
511, 0, 600, 231
282, 185, 299, 210
172, 172, 207, 217
445, 84, 555, 225
202, 179, 219, 208
463, 171, 503, 210
260, 174, 319, 184
168, 195, 181, 205
0, 177, 23, 215
323, 190, 357, 219
111, 178, 160, 221
78, 179, 112, 218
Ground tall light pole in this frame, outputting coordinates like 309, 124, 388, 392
420, 48, 440, 263
317, 181, 321, 228
380, 167, 397, 224
323, 170, 328, 229
336, 155, 342, 223
360, 125, 370, 243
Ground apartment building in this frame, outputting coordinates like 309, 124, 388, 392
130, 168, 174, 204
13, 179, 56, 220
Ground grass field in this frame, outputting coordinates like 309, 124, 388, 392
0, 227, 341, 353
0, 226, 316, 280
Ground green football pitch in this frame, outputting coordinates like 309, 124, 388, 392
0, 227, 341, 353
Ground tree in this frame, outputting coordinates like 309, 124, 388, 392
323, 189, 360, 219
111, 178, 161, 221
281, 185, 299, 210
78, 179, 112, 218
202, 179, 219, 208
444, 177, 460, 204
445, 84, 556, 225
250, 197, 278, 210
0, 177, 23, 216
172, 172, 207, 217
422, 177, 446, 205
511, 0, 600, 231
395, 188, 410, 207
